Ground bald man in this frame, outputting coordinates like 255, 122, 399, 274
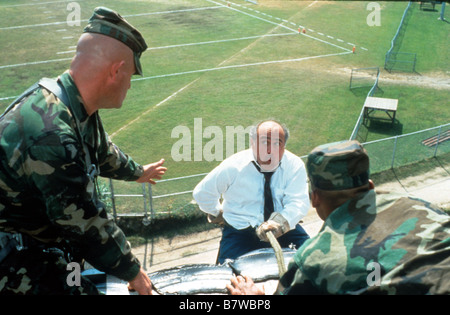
0, 7, 164, 294
193, 120, 310, 264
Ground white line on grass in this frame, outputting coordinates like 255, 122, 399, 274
0, 6, 223, 31
147, 33, 297, 50
206, 0, 351, 52
110, 78, 201, 139
56, 50, 75, 55
0, 49, 352, 102
0, 57, 72, 70
210, 0, 366, 52
0, 96, 17, 101
110, 51, 352, 137
307, 1, 319, 9
132, 51, 352, 82
0, 33, 297, 70
0, 0, 85, 8
206, 0, 298, 34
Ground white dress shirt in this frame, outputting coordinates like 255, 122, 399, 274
193, 149, 310, 230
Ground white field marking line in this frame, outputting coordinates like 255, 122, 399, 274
111, 51, 351, 137
147, 32, 296, 50
307, 1, 318, 9
132, 51, 352, 82
0, 6, 223, 31
0, 0, 85, 8
1, 51, 352, 102
109, 78, 200, 139
0, 57, 72, 70
1, 33, 296, 70
56, 50, 75, 55
0, 95, 18, 101
207, 0, 297, 34
206, 0, 351, 52
0, 33, 300, 100
110, 23, 289, 137
212, 0, 366, 51
216, 8, 312, 68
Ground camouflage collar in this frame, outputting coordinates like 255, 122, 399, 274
58, 71, 89, 126
325, 189, 376, 231
58, 71, 100, 159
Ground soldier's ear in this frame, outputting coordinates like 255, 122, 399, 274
109, 60, 125, 81
310, 190, 320, 208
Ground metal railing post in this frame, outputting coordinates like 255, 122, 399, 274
141, 183, 154, 226
142, 183, 151, 226
109, 178, 117, 221
391, 136, 398, 169
148, 183, 154, 221
434, 126, 442, 157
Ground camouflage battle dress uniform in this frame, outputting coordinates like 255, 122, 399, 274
279, 141, 450, 294
0, 8, 147, 294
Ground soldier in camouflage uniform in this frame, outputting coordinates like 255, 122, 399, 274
228, 140, 450, 294
0, 7, 166, 294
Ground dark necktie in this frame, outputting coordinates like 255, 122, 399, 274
252, 162, 274, 221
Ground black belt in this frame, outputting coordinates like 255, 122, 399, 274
0, 232, 74, 264
0, 233, 22, 264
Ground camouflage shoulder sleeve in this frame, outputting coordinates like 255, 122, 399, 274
280, 190, 450, 294
278, 242, 324, 295
96, 116, 144, 181
359, 194, 450, 294
98, 131, 144, 180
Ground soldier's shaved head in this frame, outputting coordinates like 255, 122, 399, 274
73, 33, 135, 70
69, 33, 136, 115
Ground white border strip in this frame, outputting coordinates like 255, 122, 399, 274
147, 32, 297, 50
205, 0, 351, 52
0, 51, 351, 102
132, 51, 352, 81
0, 33, 298, 70
0, 0, 85, 8
0, 6, 223, 31
0, 57, 72, 70
109, 51, 352, 137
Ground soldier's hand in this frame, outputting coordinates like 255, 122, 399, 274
227, 275, 265, 295
128, 267, 153, 295
136, 159, 167, 184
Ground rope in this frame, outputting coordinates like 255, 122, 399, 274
265, 231, 287, 277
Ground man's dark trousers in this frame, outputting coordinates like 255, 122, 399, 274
217, 224, 309, 264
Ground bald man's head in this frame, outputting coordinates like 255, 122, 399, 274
69, 33, 136, 115
71, 33, 135, 77
251, 120, 287, 172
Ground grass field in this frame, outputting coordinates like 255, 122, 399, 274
1, 0, 449, 216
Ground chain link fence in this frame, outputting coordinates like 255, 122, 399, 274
384, 1, 417, 73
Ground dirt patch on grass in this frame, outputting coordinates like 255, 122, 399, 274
333, 67, 450, 90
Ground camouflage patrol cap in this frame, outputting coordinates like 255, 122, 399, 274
83, 7, 148, 75
307, 140, 370, 191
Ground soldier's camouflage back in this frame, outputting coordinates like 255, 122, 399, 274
280, 140, 450, 295
280, 190, 450, 294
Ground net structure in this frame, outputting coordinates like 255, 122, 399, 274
384, 1, 417, 73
